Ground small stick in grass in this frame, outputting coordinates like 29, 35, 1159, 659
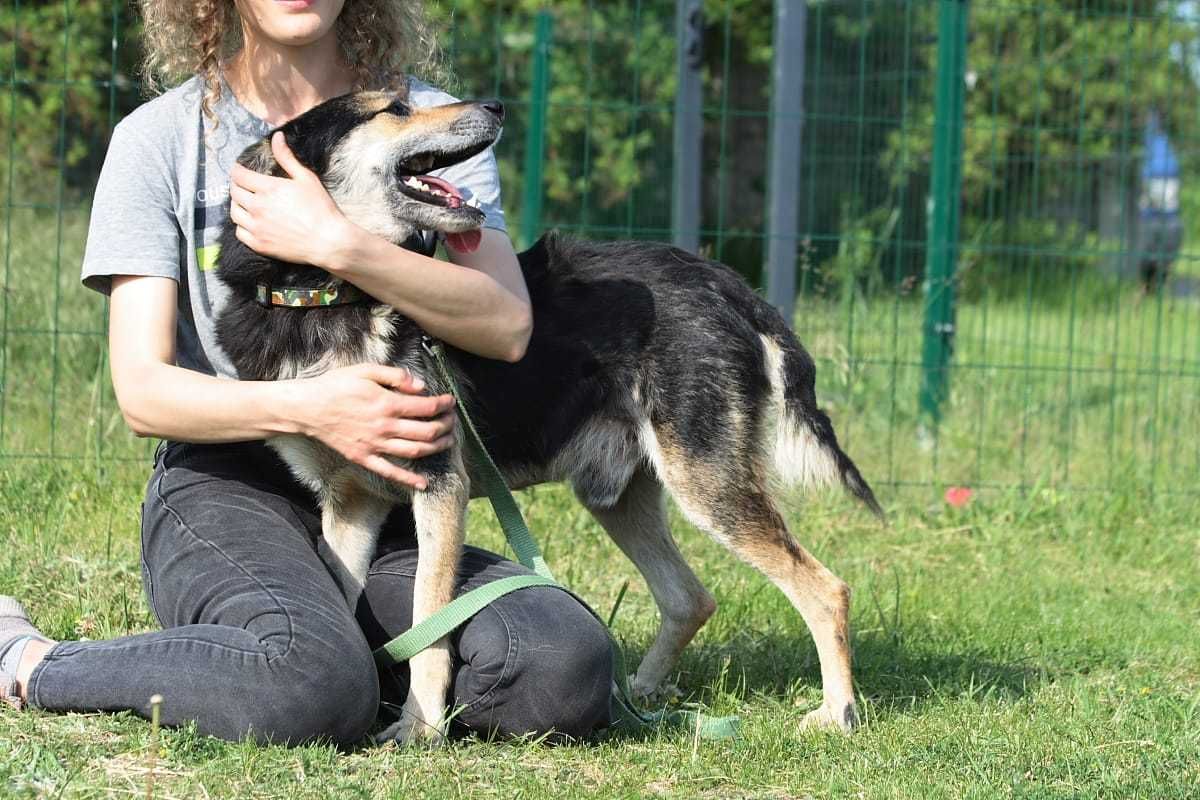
146, 693, 163, 800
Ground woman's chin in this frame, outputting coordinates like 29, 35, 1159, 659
241, 0, 345, 47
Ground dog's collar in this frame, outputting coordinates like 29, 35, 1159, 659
255, 283, 366, 308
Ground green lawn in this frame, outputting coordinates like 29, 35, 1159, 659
2, 462, 1198, 798
1, 208, 1199, 797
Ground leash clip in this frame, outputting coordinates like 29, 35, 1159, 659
420, 335, 441, 359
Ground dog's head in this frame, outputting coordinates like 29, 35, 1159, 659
238, 91, 504, 251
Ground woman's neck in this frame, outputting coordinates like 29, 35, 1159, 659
223, 31, 356, 126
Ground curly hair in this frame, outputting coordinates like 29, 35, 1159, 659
138, 0, 446, 120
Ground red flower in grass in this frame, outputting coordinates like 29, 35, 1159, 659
944, 486, 973, 508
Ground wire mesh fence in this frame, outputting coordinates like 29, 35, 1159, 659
2, 0, 1199, 497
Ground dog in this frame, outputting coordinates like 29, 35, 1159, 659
214, 91, 883, 743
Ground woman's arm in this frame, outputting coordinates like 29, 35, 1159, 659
329, 226, 531, 362
109, 274, 455, 489
229, 133, 533, 362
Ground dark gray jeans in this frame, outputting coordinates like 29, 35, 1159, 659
27, 441, 612, 746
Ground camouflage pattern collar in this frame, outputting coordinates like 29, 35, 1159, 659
255, 282, 367, 308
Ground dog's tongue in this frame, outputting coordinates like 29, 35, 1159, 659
446, 229, 482, 253
415, 175, 481, 253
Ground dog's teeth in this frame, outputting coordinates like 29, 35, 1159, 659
466, 197, 480, 208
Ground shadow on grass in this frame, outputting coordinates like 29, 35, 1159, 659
360, 623, 1040, 749
851, 631, 1038, 711
631, 623, 1040, 723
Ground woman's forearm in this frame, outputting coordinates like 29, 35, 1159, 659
108, 276, 308, 442
115, 357, 458, 489
327, 225, 532, 362
115, 359, 307, 441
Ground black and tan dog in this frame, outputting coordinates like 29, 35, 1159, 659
214, 91, 882, 744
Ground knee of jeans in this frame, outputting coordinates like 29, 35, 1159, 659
467, 593, 613, 740
254, 637, 380, 747
524, 621, 613, 739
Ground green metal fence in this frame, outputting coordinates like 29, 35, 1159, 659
3, 0, 1200, 498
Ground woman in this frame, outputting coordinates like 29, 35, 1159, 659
0, 0, 613, 745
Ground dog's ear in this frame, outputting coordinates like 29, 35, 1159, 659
237, 138, 281, 176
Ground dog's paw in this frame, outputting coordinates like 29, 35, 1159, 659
375, 703, 447, 747
631, 678, 682, 704
799, 701, 858, 734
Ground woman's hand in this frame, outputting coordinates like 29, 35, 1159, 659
289, 363, 457, 490
229, 131, 358, 268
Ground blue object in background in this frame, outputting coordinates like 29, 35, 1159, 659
1136, 110, 1183, 291
1140, 111, 1181, 220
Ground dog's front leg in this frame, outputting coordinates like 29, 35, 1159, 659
322, 487, 393, 607
380, 459, 468, 746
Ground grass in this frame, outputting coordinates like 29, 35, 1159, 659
2, 207, 1199, 797
1, 462, 1198, 798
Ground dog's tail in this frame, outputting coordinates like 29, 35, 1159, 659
759, 333, 885, 521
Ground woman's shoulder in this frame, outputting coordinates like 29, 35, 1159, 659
404, 76, 463, 108
110, 76, 203, 161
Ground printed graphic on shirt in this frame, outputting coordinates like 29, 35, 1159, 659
195, 173, 230, 271
194, 105, 266, 274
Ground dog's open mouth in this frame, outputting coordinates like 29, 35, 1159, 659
398, 174, 476, 210
395, 141, 491, 207
395, 147, 490, 252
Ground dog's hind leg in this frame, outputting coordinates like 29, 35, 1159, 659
645, 429, 858, 733
715, 494, 857, 733
380, 460, 469, 746
584, 467, 716, 700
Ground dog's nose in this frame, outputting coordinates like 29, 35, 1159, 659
480, 100, 505, 123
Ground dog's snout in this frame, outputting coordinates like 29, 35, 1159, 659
480, 100, 505, 123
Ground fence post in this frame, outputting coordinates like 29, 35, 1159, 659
672, 0, 704, 253
764, 0, 807, 327
919, 0, 969, 426
521, 10, 553, 250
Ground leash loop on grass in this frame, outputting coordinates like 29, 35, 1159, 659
371, 338, 739, 740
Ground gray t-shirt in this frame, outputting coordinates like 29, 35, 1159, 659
81, 75, 507, 379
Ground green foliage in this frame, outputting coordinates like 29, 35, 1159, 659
955, 218, 1118, 307
1174, 175, 1200, 280
438, 1, 687, 242
0, 1, 140, 202
823, 200, 900, 307
7, 1, 1199, 294
884, 1, 1200, 202
878, 0, 1200, 288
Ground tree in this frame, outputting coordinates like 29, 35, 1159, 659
0, 1, 142, 204
880, 0, 1200, 293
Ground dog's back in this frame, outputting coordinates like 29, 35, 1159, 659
455, 232, 881, 519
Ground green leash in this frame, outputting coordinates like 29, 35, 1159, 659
371, 338, 739, 740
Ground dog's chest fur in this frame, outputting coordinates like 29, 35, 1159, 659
272, 305, 399, 381
214, 276, 437, 503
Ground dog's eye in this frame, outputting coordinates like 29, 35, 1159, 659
388, 101, 412, 117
